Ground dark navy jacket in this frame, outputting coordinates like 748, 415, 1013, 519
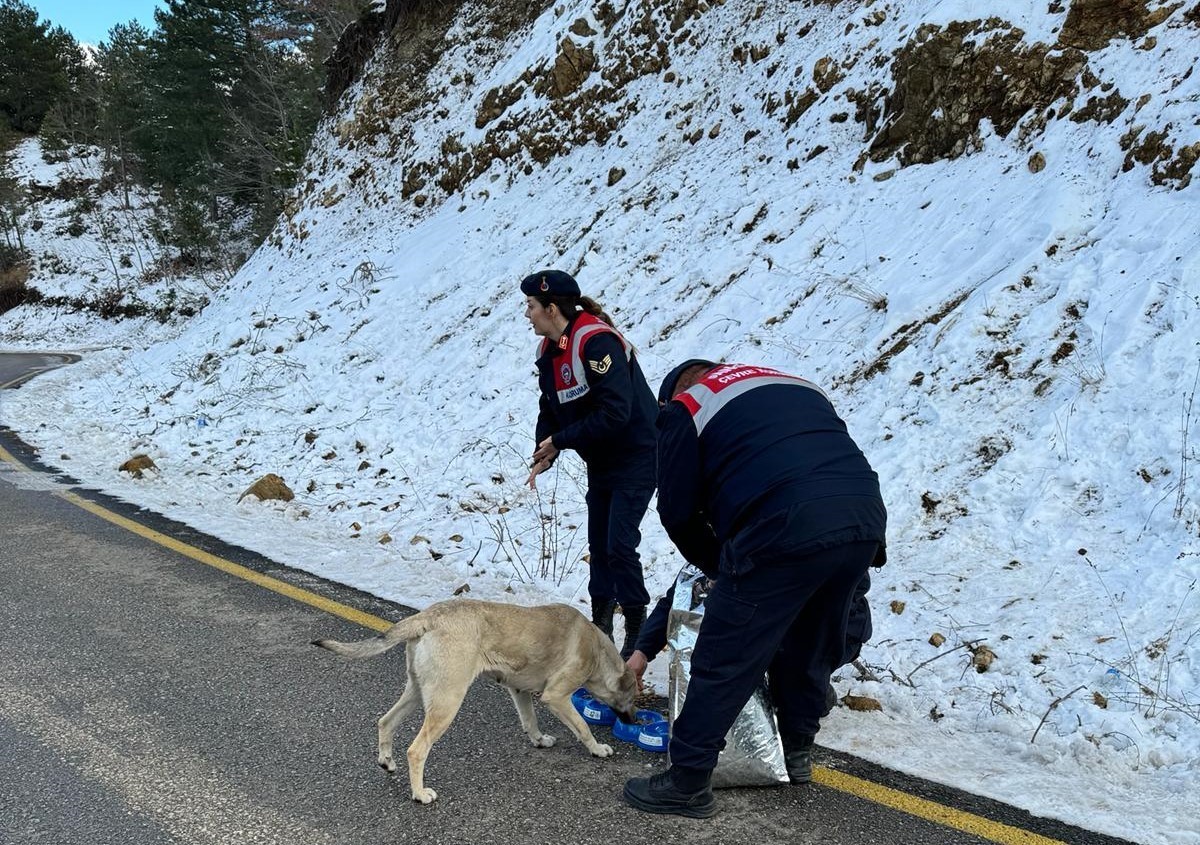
534, 314, 657, 490
656, 364, 886, 576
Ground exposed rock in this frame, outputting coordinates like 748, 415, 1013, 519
842, 694, 883, 712
783, 88, 820, 129
546, 38, 597, 98
1028, 151, 1047, 172
336, 1, 538, 150
971, 643, 997, 672
1151, 141, 1200, 189
1069, 91, 1130, 124
238, 473, 295, 503
119, 454, 157, 479
607, 167, 626, 186
668, 0, 711, 34
1057, 0, 1181, 51
476, 80, 526, 129
324, 5, 387, 107
863, 21, 1086, 166
812, 56, 843, 93
570, 17, 596, 37
1121, 126, 1172, 172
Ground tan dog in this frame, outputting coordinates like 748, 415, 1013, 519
313, 598, 638, 804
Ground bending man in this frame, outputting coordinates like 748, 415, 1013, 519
623, 360, 887, 818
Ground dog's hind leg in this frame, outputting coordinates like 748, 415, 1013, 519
407, 700, 466, 804
506, 687, 556, 748
406, 649, 474, 804
377, 656, 421, 773
539, 686, 613, 758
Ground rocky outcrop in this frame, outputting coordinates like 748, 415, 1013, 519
856, 4, 1191, 180
1122, 129, 1200, 189
1057, 0, 1181, 50
861, 21, 1085, 166
544, 38, 597, 98
317, 0, 1195, 218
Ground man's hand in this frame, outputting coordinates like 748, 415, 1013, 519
626, 649, 649, 692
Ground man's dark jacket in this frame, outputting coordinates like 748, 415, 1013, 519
656, 364, 886, 576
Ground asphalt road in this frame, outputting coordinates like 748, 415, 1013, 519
0, 351, 81, 389
0, 354, 1135, 845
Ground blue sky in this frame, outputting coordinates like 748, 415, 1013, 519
29, 1, 164, 45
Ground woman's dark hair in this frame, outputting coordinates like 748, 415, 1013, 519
532, 294, 615, 328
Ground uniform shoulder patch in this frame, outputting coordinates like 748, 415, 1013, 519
588, 354, 613, 375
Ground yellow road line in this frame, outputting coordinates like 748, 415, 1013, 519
0, 442, 29, 468
0, 371, 43, 389
814, 766, 1067, 845
0, 442, 391, 634
2, 438, 1073, 845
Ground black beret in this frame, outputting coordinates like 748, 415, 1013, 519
521, 269, 581, 297
658, 359, 717, 405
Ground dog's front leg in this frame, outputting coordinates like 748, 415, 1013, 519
506, 687, 556, 748
541, 693, 613, 758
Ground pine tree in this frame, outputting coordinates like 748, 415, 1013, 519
97, 22, 154, 208
39, 36, 99, 153
0, 0, 74, 134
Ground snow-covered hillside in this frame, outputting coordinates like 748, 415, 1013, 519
2, 1, 1198, 842
0, 141, 218, 346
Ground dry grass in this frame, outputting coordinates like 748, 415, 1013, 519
0, 259, 31, 313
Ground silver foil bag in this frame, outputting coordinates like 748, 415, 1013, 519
667, 566, 788, 787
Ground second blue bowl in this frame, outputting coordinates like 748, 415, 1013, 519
612, 709, 667, 743
635, 719, 670, 752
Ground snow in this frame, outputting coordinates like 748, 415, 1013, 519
3, 2, 1199, 843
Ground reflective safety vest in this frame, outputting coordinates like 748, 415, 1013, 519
675, 363, 827, 434
537, 313, 633, 405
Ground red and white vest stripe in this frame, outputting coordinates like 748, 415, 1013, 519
676, 364, 827, 434
538, 313, 633, 404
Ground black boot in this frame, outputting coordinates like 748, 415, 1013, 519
591, 599, 615, 641
782, 734, 815, 784
619, 605, 646, 660
623, 766, 717, 818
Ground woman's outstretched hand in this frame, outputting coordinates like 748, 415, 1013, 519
526, 437, 560, 488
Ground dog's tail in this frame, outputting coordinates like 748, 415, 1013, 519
311, 612, 430, 659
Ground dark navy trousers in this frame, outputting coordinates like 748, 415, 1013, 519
669, 538, 877, 771
585, 486, 654, 609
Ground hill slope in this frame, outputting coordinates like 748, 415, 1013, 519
2, 1, 1198, 841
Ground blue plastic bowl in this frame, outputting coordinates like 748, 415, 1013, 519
612, 709, 667, 743
571, 688, 616, 726
635, 719, 670, 752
